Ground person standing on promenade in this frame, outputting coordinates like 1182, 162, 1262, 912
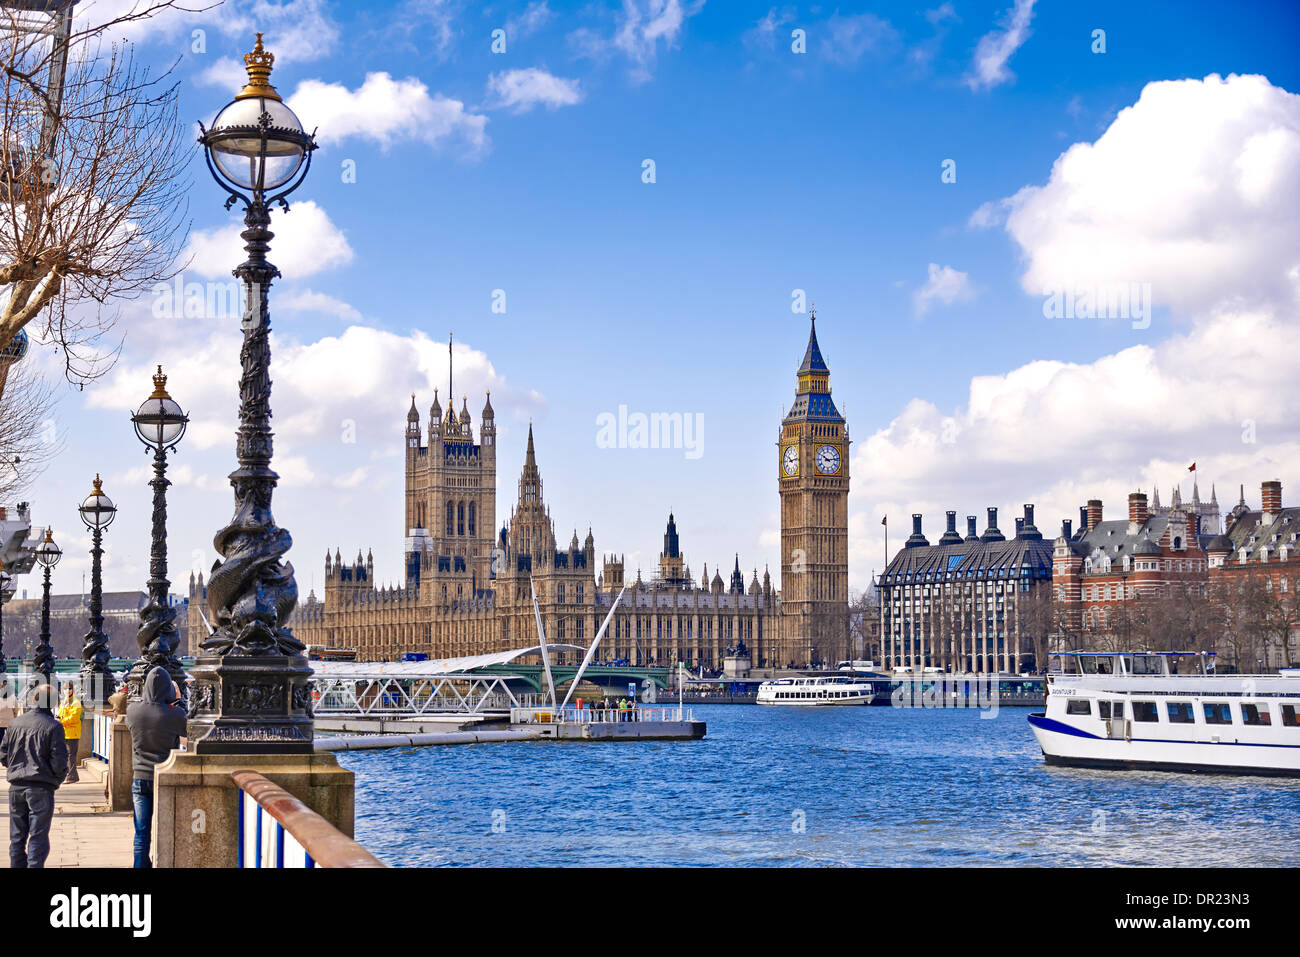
0, 678, 17, 748
0, 682, 68, 868
124, 666, 187, 868
56, 683, 83, 783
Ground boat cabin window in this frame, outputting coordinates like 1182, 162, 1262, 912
1165, 701, 1195, 724
1098, 700, 1112, 719
1066, 699, 1092, 716
1128, 655, 1167, 676
1079, 656, 1116, 675
1241, 703, 1272, 726
1281, 705, 1300, 728
1203, 702, 1233, 725
1132, 701, 1158, 722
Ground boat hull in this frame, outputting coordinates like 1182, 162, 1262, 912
756, 695, 873, 707
1028, 713, 1300, 778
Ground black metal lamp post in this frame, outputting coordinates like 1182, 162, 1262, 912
0, 558, 10, 674
189, 34, 317, 753
126, 367, 189, 701
33, 528, 61, 682
78, 474, 117, 705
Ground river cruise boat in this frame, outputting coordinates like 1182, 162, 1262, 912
1028, 652, 1300, 777
757, 675, 875, 706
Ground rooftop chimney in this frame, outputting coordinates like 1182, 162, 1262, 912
1062, 518, 1073, 540
1262, 480, 1282, 519
1079, 505, 1089, 533
1086, 499, 1103, 531
938, 510, 964, 545
1014, 517, 1025, 536
981, 507, 1005, 542
965, 516, 979, 542
1020, 503, 1041, 540
905, 513, 930, 548
1128, 491, 1149, 532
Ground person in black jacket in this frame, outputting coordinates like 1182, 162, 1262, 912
124, 667, 187, 868
0, 682, 68, 868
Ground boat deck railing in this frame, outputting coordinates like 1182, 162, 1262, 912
510, 705, 693, 725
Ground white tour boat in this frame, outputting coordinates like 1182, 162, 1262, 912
1028, 651, 1300, 777
757, 675, 875, 706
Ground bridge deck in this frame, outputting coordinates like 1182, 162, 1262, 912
0, 761, 134, 868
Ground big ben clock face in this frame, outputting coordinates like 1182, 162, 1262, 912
816, 445, 841, 474
782, 445, 799, 476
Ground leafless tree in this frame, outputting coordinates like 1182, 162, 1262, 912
0, 358, 59, 498
0, 1, 200, 399
1016, 582, 1056, 673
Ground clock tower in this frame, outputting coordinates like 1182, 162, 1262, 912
778, 311, 850, 667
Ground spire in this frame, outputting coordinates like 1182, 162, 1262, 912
430, 388, 441, 419
482, 391, 494, 418
407, 393, 419, 422
525, 423, 536, 464
797, 310, 828, 376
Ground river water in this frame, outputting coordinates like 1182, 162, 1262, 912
336, 705, 1299, 867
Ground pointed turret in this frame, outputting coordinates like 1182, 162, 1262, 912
730, 554, 744, 594
407, 394, 419, 423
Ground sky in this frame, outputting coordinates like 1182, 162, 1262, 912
6, 0, 1300, 607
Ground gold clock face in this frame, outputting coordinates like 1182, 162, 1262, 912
782, 445, 799, 476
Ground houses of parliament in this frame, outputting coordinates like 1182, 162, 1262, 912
186, 317, 851, 669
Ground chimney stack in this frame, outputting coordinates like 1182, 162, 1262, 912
938, 510, 964, 545
905, 513, 930, 548
1086, 499, 1103, 530
1128, 491, 1149, 529
982, 507, 1005, 542
1062, 518, 1073, 540
966, 516, 979, 541
1262, 480, 1282, 519
1014, 517, 1025, 536
1079, 505, 1089, 533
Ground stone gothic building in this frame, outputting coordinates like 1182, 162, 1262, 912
186, 319, 851, 669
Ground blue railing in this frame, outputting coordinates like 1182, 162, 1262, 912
233, 770, 384, 869
90, 711, 112, 761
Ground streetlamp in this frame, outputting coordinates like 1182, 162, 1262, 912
78, 474, 117, 705
126, 366, 188, 701
190, 34, 317, 753
0, 557, 10, 674
33, 528, 61, 682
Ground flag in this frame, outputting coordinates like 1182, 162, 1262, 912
1188, 462, 1196, 472
881, 516, 887, 526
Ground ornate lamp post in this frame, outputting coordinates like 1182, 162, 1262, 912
190, 35, 317, 753
77, 474, 117, 704
126, 366, 188, 700
0, 558, 11, 674
33, 528, 61, 682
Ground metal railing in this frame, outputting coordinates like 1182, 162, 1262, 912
310, 674, 536, 716
510, 705, 693, 725
233, 770, 385, 869
90, 710, 112, 761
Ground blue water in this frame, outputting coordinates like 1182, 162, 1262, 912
336, 707, 1300, 867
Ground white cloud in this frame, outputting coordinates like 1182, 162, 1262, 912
195, 57, 247, 92
183, 201, 353, 280
913, 263, 974, 316
486, 68, 582, 112
575, 0, 702, 83
507, 1, 554, 40
850, 73, 1300, 591
278, 290, 362, 322
820, 13, 899, 66
966, 0, 1036, 91
287, 73, 488, 152
997, 74, 1300, 315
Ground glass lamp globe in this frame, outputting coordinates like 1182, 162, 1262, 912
132, 365, 188, 450
79, 474, 117, 530
204, 34, 311, 193
34, 529, 61, 568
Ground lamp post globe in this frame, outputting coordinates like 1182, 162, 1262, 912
126, 367, 189, 701
78, 475, 118, 704
33, 528, 61, 681
189, 35, 317, 754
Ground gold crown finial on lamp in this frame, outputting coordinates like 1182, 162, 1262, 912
91, 473, 104, 495
237, 32, 281, 101
150, 364, 171, 399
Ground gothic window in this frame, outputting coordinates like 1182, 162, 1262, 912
457, 502, 465, 536
558, 583, 566, 604
445, 502, 454, 537
469, 502, 476, 537
576, 585, 584, 604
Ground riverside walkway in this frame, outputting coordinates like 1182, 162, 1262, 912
0, 760, 133, 868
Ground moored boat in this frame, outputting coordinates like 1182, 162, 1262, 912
757, 674, 875, 706
1028, 651, 1300, 777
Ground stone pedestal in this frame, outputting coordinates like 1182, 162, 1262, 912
187, 654, 315, 754
108, 720, 134, 811
152, 751, 354, 868
723, 654, 751, 679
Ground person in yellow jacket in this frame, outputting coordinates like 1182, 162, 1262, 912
56, 684, 83, 784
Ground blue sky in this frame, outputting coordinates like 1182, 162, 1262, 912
10, 0, 1300, 604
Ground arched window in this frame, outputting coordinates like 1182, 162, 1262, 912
468, 502, 476, 537
457, 502, 465, 536
445, 502, 454, 536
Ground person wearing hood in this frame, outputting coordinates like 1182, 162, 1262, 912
124, 667, 187, 869
0, 681, 68, 868
56, 683, 84, 783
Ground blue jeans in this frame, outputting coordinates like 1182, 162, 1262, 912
9, 784, 55, 868
132, 778, 154, 869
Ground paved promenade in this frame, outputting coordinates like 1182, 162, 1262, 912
0, 760, 134, 868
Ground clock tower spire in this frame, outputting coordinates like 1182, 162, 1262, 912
778, 310, 850, 667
